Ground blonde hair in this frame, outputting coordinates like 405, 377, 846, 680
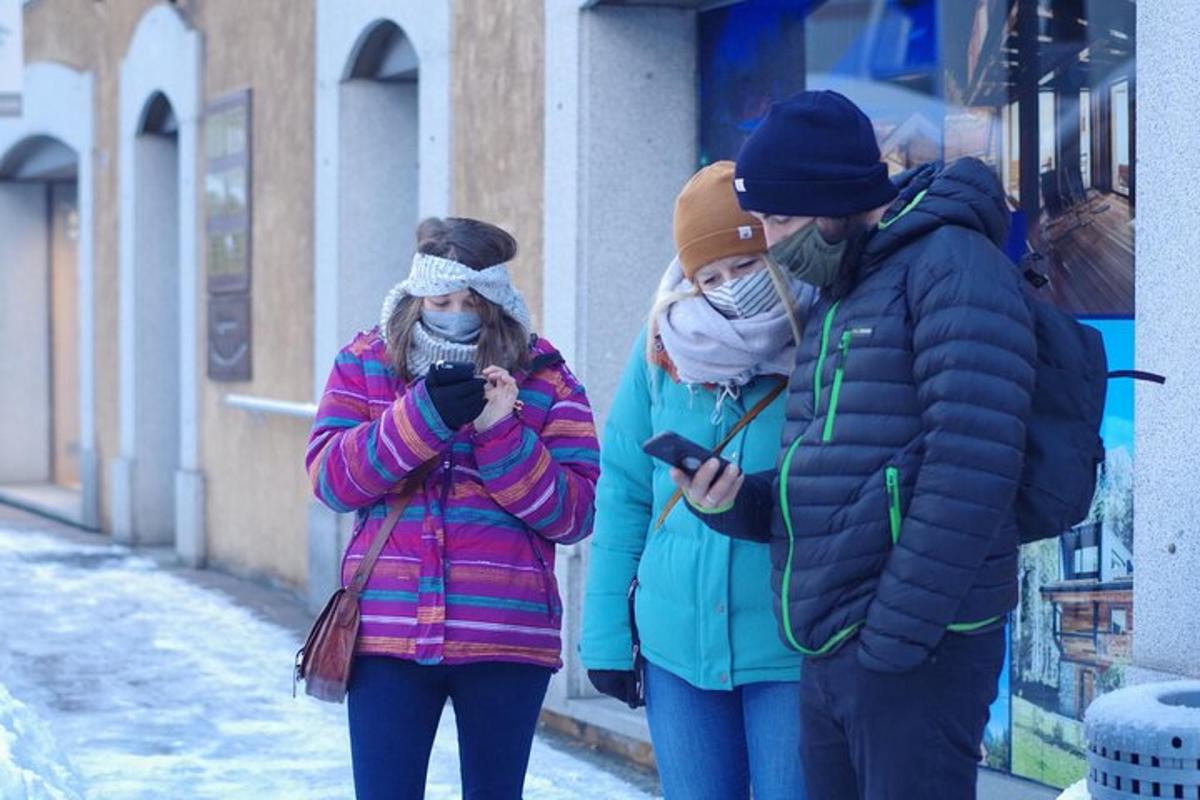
645, 255, 804, 365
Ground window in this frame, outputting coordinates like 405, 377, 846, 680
1004, 101, 1020, 199
1039, 91, 1057, 172
1110, 80, 1131, 196
1080, 88, 1091, 189
1110, 608, 1128, 635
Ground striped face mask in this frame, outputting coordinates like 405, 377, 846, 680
702, 267, 780, 320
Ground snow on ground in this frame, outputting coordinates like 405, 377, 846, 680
0, 681, 85, 800
0, 523, 654, 800
1056, 779, 1090, 800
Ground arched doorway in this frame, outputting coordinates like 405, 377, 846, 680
336, 19, 420, 341
126, 92, 181, 545
0, 62, 97, 529
0, 136, 82, 516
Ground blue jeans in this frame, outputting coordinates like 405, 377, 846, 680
643, 660, 806, 800
347, 656, 552, 800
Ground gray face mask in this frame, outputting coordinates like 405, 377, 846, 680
702, 267, 780, 320
768, 223, 847, 288
421, 309, 482, 343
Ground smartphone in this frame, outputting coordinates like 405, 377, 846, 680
429, 360, 478, 385
642, 432, 730, 479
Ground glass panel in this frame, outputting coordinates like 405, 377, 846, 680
1110, 80, 1130, 196
1039, 90, 1056, 171
1079, 88, 1091, 189
206, 230, 247, 278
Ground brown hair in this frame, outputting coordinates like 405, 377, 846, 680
386, 217, 531, 381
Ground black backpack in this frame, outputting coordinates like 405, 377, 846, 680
1015, 266, 1163, 544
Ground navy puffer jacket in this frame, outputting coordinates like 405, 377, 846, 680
705, 158, 1037, 673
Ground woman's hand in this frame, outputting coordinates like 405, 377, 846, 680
473, 366, 519, 432
669, 458, 744, 512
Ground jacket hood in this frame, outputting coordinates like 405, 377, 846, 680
863, 157, 1010, 267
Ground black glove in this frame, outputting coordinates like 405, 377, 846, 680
588, 669, 644, 709
424, 364, 486, 430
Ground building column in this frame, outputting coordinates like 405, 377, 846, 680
1129, 1, 1200, 684
542, 0, 696, 740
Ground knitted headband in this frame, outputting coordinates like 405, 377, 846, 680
379, 252, 533, 334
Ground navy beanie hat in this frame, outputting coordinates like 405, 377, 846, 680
734, 90, 898, 218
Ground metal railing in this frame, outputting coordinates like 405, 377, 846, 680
223, 394, 318, 419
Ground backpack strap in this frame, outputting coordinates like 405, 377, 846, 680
652, 379, 786, 531
1109, 369, 1166, 384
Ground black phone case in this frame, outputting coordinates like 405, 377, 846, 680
641, 432, 729, 478
429, 360, 477, 385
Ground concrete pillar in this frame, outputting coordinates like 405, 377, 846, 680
542, 0, 695, 731
1130, 1, 1200, 683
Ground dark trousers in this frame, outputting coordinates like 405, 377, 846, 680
799, 628, 1005, 800
347, 656, 552, 800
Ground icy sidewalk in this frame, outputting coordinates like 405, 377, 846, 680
0, 514, 655, 800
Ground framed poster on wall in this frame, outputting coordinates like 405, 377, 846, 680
204, 88, 252, 381
205, 88, 252, 294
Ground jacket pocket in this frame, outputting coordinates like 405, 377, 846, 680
527, 533, 561, 620
885, 466, 903, 545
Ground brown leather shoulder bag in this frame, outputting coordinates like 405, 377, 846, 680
294, 461, 435, 703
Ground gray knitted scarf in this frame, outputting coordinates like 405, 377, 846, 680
406, 320, 479, 379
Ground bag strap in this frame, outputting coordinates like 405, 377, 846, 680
346, 459, 438, 598
653, 379, 786, 531
1108, 369, 1166, 384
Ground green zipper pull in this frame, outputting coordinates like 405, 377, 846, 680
885, 466, 902, 544
812, 303, 841, 414
821, 330, 854, 443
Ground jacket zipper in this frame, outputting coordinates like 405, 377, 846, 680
778, 301, 866, 655
811, 302, 841, 419
439, 451, 453, 586
885, 466, 902, 544
822, 330, 853, 443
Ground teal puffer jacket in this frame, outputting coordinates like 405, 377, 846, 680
581, 330, 801, 690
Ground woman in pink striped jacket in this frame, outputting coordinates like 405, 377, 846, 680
306, 217, 600, 800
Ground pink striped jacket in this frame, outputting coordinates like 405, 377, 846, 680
306, 329, 600, 669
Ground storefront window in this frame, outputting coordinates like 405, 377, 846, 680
1079, 87, 1091, 189
1110, 79, 1130, 196
699, 0, 1136, 790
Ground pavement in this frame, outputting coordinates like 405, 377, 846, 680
0, 502, 1061, 800
0, 504, 656, 800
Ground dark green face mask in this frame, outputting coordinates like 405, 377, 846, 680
768, 223, 847, 288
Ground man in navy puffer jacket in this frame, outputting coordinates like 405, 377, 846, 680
675, 91, 1037, 799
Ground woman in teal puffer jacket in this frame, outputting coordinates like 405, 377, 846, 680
581, 161, 811, 800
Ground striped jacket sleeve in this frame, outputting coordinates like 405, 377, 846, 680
306, 346, 455, 513
471, 369, 600, 544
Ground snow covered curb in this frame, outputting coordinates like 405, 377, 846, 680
0, 682, 85, 800
1056, 779, 1089, 799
